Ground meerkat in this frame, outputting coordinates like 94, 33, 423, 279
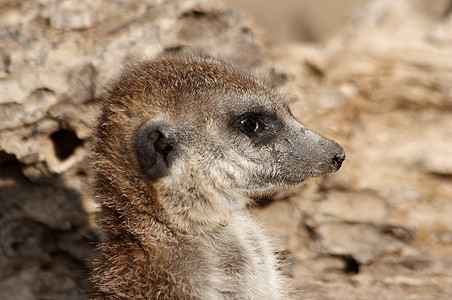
90, 52, 345, 299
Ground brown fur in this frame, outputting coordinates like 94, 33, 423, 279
90, 53, 344, 299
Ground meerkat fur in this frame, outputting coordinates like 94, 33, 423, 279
90, 52, 345, 299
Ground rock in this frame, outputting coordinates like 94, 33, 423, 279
2, 0, 452, 298
317, 191, 388, 223
0, 0, 265, 298
317, 222, 405, 264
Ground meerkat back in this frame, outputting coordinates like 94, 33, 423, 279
90, 52, 345, 299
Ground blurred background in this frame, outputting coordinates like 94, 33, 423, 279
1, 0, 451, 298
227, 0, 368, 44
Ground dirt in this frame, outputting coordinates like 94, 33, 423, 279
0, 0, 451, 299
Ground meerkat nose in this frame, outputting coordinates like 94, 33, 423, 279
331, 147, 346, 171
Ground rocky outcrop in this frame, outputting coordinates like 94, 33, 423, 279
1, 0, 451, 298
254, 0, 452, 297
0, 0, 263, 298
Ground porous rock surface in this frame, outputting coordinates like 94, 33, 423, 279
0, 0, 262, 298
1, 0, 451, 299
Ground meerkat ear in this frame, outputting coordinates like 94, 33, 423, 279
134, 122, 174, 181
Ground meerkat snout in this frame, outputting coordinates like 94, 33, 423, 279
90, 52, 345, 299
332, 148, 346, 171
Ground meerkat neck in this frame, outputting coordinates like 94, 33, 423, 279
155, 181, 248, 234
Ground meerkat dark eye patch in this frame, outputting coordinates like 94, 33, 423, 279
134, 122, 174, 181
231, 112, 280, 145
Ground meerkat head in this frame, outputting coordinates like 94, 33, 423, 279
94, 53, 345, 230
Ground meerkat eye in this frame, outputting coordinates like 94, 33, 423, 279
240, 117, 260, 133
237, 113, 265, 136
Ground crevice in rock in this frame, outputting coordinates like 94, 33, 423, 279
1, 52, 11, 74
303, 222, 320, 241
0, 151, 16, 166
343, 255, 360, 274
50, 129, 84, 161
0, 152, 26, 181
380, 225, 414, 242
180, 10, 207, 19
331, 254, 360, 274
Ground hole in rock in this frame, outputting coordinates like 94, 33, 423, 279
342, 255, 360, 274
181, 10, 206, 18
0, 151, 25, 180
50, 129, 84, 161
